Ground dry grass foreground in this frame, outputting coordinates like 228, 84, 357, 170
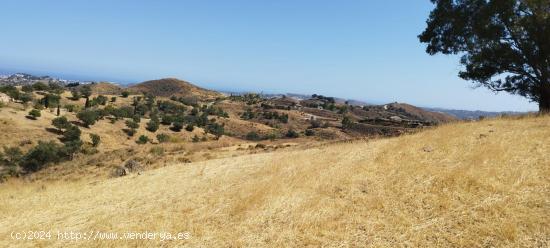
1, 116, 549, 247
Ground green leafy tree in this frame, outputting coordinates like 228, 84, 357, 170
76, 109, 99, 127
1, 146, 23, 168
62, 125, 81, 143
419, 0, 550, 112
21, 85, 34, 93
285, 129, 299, 138
146, 115, 160, 132
80, 85, 92, 108
19, 93, 33, 105
121, 91, 130, 98
20, 141, 63, 172
125, 120, 139, 136
52, 116, 71, 132
32, 82, 49, 91
70, 88, 81, 100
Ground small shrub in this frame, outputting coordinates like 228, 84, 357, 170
171, 121, 183, 132
185, 124, 194, 132
156, 133, 170, 143
246, 131, 261, 141
90, 133, 101, 147
125, 120, 139, 129
342, 116, 353, 129
305, 129, 315, 136
146, 119, 159, 132
121, 91, 129, 98
265, 132, 277, 141
192, 135, 200, 143
285, 129, 299, 138
28, 109, 41, 119
136, 135, 149, 144
309, 118, 322, 128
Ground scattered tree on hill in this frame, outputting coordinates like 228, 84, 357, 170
20, 141, 63, 172
146, 113, 160, 132
52, 116, 70, 132
32, 82, 49, 91
41, 94, 60, 108
21, 85, 34, 93
110, 96, 117, 102
19, 93, 33, 105
77, 109, 99, 127
145, 93, 155, 111
70, 88, 81, 100
171, 120, 184, 132
285, 129, 299, 138
47, 82, 64, 94
93, 95, 108, 106
121, 91, 129, 98
241, 108, 255, 120
90, 133, 101, 147
161, 114, 175, 125
419, 0, 550, 113
0, 146, 23, 170
80, 85, 92, 108
342, 116, 353, 129
28, 109, 41, 120
125, 119, 139, 136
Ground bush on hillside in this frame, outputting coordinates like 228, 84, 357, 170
90, 133, 101, 147
136, 135, 149, 144
28, 109, 41, 120
20, 141, 63, 172
156, 133, 170, 143
285, 129, 299, 138
77, 109, 100, 127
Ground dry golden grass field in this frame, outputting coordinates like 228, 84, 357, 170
0, 115, 549, 247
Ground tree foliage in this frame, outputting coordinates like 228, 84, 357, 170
419, 0, 550, 112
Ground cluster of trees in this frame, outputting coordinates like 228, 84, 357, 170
0, 116, 97, 174
229, 93, 262, 105
260, 111, 289, 123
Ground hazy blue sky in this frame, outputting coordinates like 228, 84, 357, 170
0, 0, 537, 111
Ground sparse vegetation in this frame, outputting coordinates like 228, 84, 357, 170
77, 109, 100, 127
136, 135, 149, 144
156, 133, 170, 143
285, 129, 299, 138
90, 133, 101, 147
28, 109, 41, 119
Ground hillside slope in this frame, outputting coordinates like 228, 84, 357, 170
1, 116, 548, 247
128, 78, 222, 100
